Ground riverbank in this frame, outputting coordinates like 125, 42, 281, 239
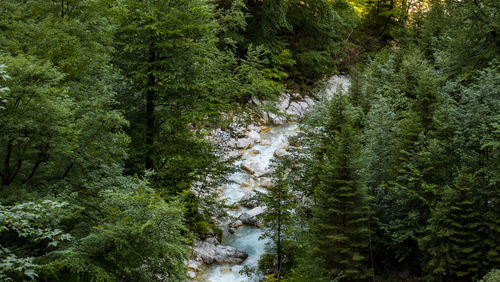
188, 75, 351, 281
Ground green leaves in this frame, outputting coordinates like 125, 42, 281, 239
0, 200, 74, 281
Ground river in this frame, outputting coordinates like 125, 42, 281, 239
203, 123, 300, 282
199, 75, 350, 281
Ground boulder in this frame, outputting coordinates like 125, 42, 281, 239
260, 139, 272, 146
247, 124, 262, 132
247, 130, 261, 143
264, 112, 287, 125
304, 96, 316, 107
232, 220, 243, 228
240, 177, 255, 189
241, 159, 269, 177
187, 260, 202, 270
214, 245, 248, 264
229, 123, 248, 138
224, 149, 243, 160
206, 237, 219, 245
238, 206, 266, 227
248, 149, 260, 156
236, 138, 254, 149
260, 126, 271, 133
239, 191, 258, 208
187, 270, 197, 279
193, 240, 248, 265
276, 94, 290, 112
273, 143, 289, 157
260, 177, 275, 189
273, 148, 288, 157
286, 101, 305, 118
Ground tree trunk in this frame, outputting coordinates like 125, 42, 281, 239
145, 44, 157, 170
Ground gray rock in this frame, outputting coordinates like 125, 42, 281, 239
260, 177, 275, 189
212, 129, 231, 145
241, 159, 269, 177
238, 206, 266, 227
247, 124, 262, 132
324, 75, 351, 100
251, 96, 264, 107
240, 177, 255, 189
206, 237, 219, 245
193, 240, 248, 265
232, 220, 243, 228
273, 148, 289, 157
236, 138, 254, 149
187, 270, 197, 279
224, 149, 243, 160
286, 101, 306, 118
214, 245, 248, 264
229, 123, 248, 138
187, 260, 202, 270
247, 130, 261, 143
277, 94, 290, 112
304, 96, 316, 107
239, 191, 258, 208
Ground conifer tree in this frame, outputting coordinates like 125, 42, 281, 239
421, 171, 483, 281
259, 163, 294, 280
309, 95, 372, 281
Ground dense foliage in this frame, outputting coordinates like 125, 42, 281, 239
0, 0, 358, 280
1, 0, 498, 281
259, 0, 500, 281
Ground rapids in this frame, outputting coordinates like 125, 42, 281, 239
203, 124, 299, 282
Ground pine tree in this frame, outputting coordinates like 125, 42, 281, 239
309, 95, 372, 281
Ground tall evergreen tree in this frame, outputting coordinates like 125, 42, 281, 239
421, 171, 483, 281
309, 95, 372, 281
259, 163, 294, 280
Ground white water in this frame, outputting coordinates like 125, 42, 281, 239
203, 123, 299, 282
201, 75, 351, 282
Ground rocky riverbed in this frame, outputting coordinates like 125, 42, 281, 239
187, 75, 351, 281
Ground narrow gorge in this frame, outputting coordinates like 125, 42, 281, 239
187, 76, 351, 281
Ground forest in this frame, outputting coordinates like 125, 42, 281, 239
0, 0, 498, 281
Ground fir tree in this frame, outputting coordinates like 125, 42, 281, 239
421, 171, 483, 281
309, 95, 372, 281
259, 163, 294, 280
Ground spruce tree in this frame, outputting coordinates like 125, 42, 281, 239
421, 171, 483, 280
309, 95, 372, 281
259, 163, 294, 280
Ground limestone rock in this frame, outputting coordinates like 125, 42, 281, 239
232, 220, 243, 228
247, 149, 260, 156
187, 270, 197, 279
236, 138, 254, 149
273, 143, 289, 157
239, 191, 258, 208
260, 126, 271, 133
260, 177, 275, 189
247, 130, 261, 143
259, 139, 272, 146
241, 159, 269, 177
238, 206, 266, 227
193, 240, 248, 265
188, 259, 202, 270
240, 177, 255, 189
304, 96, 316, 107
273, 148, 288, 157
